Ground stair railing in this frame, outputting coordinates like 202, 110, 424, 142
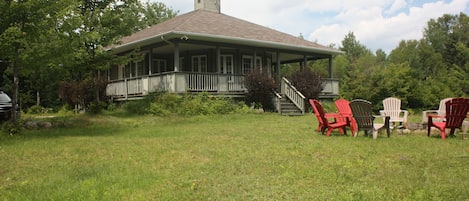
281, 77, 305, 114
272, 90, 283, 114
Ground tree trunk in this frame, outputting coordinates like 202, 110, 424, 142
11, 59, 19, 123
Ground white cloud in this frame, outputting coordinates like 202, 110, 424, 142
309, 0, 469, 53
150, 0, 469, 53
386, 0, 408, 15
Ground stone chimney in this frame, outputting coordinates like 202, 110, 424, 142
194, 0, 221, 13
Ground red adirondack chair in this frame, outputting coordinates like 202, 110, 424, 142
427, 98, 469, 140
309, 99, 349, 137
335, 99, 358, 136
309, 99, 338, 132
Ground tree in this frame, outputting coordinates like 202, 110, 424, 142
56, 0, 177, 111
140, 1, 178, 28
0, 0, 71, 123
340, 32, 372, 63
424, 12, 469, 68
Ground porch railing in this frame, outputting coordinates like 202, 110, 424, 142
106, 72, 246, 99
187, 73, 218, 91
321, 78, 339, 96
281, 77, 306, 114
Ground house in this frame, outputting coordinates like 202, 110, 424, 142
106, 0, 342, 114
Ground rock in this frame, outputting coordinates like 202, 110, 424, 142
38, 122, 52, 128
24, 121, 38, 129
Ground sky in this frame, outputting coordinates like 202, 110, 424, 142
149, 0, 469, 54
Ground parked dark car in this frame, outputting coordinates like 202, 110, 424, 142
0, 91, 14, 121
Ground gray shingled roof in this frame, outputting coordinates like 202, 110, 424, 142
113, 9, 341, 55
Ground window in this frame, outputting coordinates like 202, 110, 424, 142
242, 56, 252, 74
192, 55, 207, 72
152, 59, 167, 74
220, 55, 233, 74
136, 61, 144, 76
242, 56, 262, 74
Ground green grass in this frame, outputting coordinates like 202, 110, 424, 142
1, 113, 469, 200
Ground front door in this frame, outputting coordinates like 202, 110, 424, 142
220, 55, 233, 79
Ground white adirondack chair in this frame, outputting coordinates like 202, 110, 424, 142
379, 97, 409, 128
421, 98, 453, 124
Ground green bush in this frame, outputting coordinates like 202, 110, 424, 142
178, 93, 239, 116
125, 92, 250, 116
1, 120, 23, 136
148, 93, 181, 116
27, 105, 45, 114
87, 101, 108, 114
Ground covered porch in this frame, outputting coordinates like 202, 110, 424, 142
106, 72, 339, 100
106, 32, 340, 100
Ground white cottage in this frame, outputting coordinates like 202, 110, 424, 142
106, 0, 342, 114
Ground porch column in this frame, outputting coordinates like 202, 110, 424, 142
328, 56, 333, 78
174, 42, 180, 72
130, 61, 133, 77
253, 50, 257, 71
303, 55, 307, 71
216, 46, 221, 73
276, 52, 281, 89
149, 48, 153, 74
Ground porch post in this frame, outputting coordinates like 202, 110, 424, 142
216, 46, 221, 73
174, 42, 180, 72
130, 61, 133, 77
328, 56, 333, 78
149, 48, 153, 74
303, 55, 307, 71
253, 50, 257, 70
276, 52, 281, 89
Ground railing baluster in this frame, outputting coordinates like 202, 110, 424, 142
281, 77, 305, 114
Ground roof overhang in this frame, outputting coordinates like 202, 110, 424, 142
110, 31, 344, 55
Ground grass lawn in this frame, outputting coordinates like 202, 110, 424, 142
1, 112, 468, 200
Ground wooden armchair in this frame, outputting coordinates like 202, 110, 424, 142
309, 99, 349, 137
427, 98, 469, 140
350, 99, 390, 139
335, 99, 358, 135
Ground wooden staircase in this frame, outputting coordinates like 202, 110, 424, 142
278, 95, 304, 116
274, 77, 306, 116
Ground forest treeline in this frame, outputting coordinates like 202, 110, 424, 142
311, 12, 469, 110
1, 0, 468, 119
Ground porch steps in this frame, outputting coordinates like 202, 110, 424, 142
279, 96, 303, 116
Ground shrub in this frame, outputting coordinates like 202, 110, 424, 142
87, 101, 108, 114
1, 120, 23, 136
148, 93, 181, 116
288, 68, 324, 100
178, 93, 239, 116
244, 69, 276, 111
121, 92, 251, 116
27, 105, 45, 114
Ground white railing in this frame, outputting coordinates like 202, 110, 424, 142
281, 77, 306, 114
228, 75, 245, 91
106, 72, 246, 99
187, 73, 218, 91
127, 78, 142, 95
148, 73, 174, 92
